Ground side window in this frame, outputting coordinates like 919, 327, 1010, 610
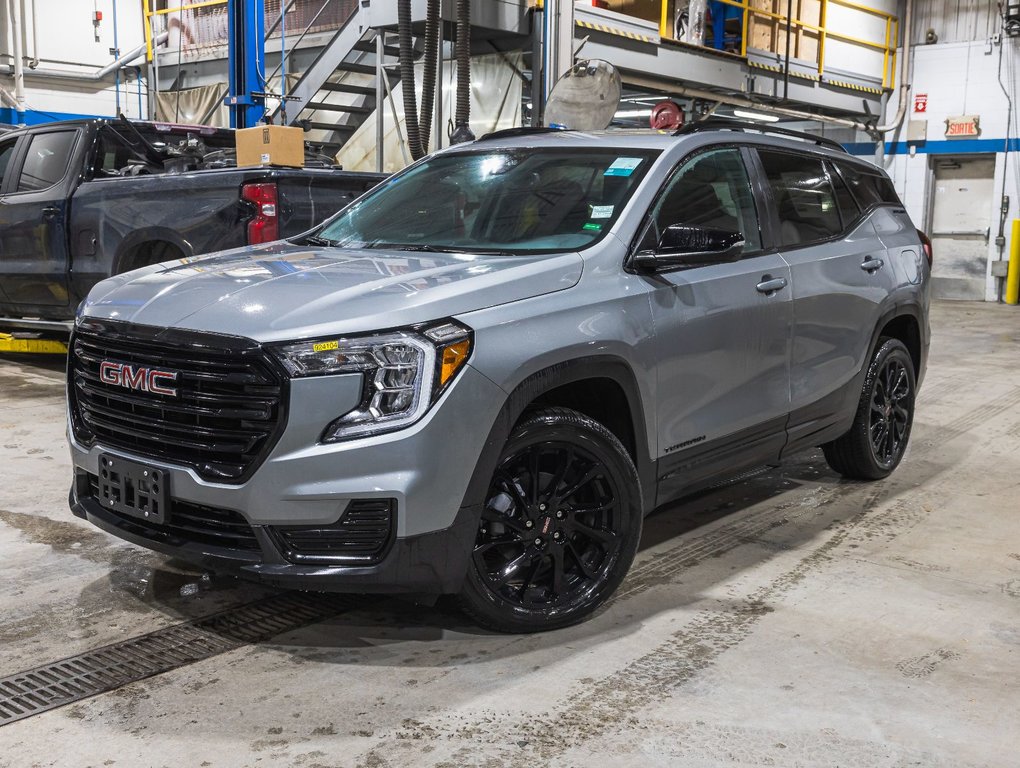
17, 130, 78, 192
837, 162, 901, 208
0, 138, 18, 190
758, 150, 841, 247
639, 148, 761, 253
828, 163, 861, 228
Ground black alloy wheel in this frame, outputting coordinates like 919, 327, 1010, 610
823, 338, 916, 480
869, 354, 912, 468
459, 407, 642, 633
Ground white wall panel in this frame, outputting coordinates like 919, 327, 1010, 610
910, 0, 1000, 45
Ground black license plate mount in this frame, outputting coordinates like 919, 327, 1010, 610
97, 454, 170, 525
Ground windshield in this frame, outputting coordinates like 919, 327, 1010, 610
316, 147, 660, 254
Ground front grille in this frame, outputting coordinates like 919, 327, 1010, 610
85, 472, 260, 551
69, 318, 287, 483
270, 499, 395, 565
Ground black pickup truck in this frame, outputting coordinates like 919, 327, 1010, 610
0, 119, 385, 324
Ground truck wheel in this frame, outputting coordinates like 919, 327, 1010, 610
823, 338, 916, 480
458, 407, 642, 633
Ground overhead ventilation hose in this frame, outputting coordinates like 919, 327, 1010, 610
398, 0, 424, 160
450, 0, 475, 144
418, 0, 440, 154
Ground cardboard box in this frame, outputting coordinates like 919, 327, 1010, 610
236, 125, 305, 168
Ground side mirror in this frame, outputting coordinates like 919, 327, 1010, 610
632, 224, 745, 273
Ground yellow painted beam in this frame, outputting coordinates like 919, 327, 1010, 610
0, 334, 68, 355
1007, 220, 1020, 305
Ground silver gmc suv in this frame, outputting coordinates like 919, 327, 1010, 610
67, 120, 930, 633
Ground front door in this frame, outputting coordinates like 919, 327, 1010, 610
0, 127, 81, 311
638, 147, 793, 504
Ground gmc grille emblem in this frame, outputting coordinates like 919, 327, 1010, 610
99, 361, 179, 397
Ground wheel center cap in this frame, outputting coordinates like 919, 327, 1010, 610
540, 516, 553, 535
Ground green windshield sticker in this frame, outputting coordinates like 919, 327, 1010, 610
604, 157, 642, 177
582, 222, 602, 232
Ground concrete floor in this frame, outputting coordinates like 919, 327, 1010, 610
0, 299, 1018, 768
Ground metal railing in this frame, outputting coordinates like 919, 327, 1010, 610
142, 0, 357, 60
657, 0, 899, 89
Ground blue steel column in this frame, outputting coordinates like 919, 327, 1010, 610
225, 0, 266, 128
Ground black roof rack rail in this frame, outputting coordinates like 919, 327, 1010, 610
674, 117, 848, 153
476, 126, 571, 142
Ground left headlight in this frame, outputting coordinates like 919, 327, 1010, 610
269, 321, 472, 441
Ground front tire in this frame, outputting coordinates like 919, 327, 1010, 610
458, 407, 642, 633
823, 338, 916, 480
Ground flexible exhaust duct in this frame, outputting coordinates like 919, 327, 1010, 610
418, 0, 440, 154
450, 0, 474, 143
397, 0, 425, 159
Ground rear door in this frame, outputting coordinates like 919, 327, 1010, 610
0, 126, 83, 310
641, 146, 793, 503
753, 148, 897, 452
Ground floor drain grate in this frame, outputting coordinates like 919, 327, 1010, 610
0, 592, 349, 727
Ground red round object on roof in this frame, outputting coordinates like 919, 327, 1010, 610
650, 100, 684, 130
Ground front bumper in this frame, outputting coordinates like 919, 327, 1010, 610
67, 364, 506, 593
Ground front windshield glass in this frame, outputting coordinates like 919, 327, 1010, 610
317, 147, 660, 254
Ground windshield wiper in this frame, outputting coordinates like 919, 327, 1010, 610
364, 242, 514, 256
302, 235, 340, 247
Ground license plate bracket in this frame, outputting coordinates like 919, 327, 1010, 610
97, 454, 170, 525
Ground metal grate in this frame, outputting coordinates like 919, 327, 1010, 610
0, 593, 348, 727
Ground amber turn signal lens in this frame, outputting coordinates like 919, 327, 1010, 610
439, 339, 471, 386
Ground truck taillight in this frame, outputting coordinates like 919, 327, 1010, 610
917, 229, 933, 267
242, 182, 279, 244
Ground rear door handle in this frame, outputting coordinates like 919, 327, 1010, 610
756, 275, 788, 295
861, 257, 885, 273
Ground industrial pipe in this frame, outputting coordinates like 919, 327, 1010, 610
5, 33, 169, 83
397, 0, 424, 160
9, 0, 27, 121
418, 0, 440, 153
450, 0, 474, 143
874, 0, 913, 134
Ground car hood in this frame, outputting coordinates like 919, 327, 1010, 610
82, 241, 584, 342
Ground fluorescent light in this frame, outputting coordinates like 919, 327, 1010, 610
733, 109, 781, 123
614, 109, 653, 118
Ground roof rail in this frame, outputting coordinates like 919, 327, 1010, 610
476, 126, 571, 142
674, 117, 848, 153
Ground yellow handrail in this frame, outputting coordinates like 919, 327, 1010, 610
658, 0, 898, 89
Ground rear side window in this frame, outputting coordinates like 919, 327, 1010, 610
757, 150, 841, 247
837, 162, 900, 208
17, 130, 78, 192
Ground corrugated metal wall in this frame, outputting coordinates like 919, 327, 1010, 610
910, 0, 1000, 45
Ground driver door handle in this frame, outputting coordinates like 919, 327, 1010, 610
756, 275, 788, 295
861, 256, 885, 273
42, 206, 61, 220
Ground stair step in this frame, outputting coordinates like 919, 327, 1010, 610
306, 122, 359, 133
352, 40, 402, 58
319, 82, 377, 96
307, 102, 374, 115
336, 62, 376, 76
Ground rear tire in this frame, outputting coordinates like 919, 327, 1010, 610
116, 241, 184, 274
823, 338, 916, 480
458, 407, 642, 633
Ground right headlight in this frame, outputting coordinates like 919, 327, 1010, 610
269, 320, 472, 442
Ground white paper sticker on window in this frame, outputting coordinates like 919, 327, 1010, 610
605, 157, 642, 177
590, 204, 614, 219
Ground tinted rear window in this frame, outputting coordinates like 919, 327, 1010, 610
758, 150, 842, 247
837, 162, 900, 207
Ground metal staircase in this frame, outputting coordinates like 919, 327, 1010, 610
266, 5, 407, 156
